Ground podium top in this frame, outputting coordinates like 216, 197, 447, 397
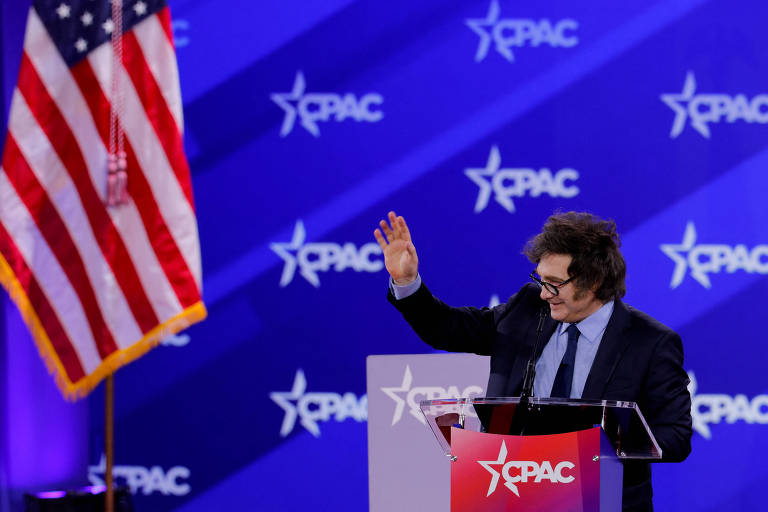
420, 397, 662, 460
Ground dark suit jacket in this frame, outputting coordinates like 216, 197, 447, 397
389, 282, 692, 511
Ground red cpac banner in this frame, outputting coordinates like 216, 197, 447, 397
450, 426, 615, 512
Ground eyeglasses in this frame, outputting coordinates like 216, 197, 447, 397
529, 271, 577, 296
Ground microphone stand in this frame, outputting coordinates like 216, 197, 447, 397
511, 307, 548, 435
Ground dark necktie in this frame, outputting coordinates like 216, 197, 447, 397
550, 324, 580, 398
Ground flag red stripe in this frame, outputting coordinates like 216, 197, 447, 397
2, 135, 118, 358
0, 205, 86, 382
70, 59, 201, 309
17, 52, 161, 334
122, 31, 195, 210
157, 7, 176, 50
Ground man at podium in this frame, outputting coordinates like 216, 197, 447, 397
374, 210, 692, 511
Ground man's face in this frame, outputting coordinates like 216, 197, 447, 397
535, 253, 604, 323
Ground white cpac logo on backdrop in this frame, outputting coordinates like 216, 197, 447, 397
661, 71, 768, 138
160, 333, 190, 347
270, 71, 384, 137
270, 369, 367, 438
170, 19, 190, 48
660, 222, 768, 289
380, 365, 483, 426
465, 146, 579, 213
688, 371, 768, 439
466, 0, 578, 63
88, 455, 191, 496
479, 441, 575, 497
270, 220, 383, 287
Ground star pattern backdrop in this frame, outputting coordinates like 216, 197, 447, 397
2, 0, 768, 510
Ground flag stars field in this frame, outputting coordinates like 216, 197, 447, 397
80, 11, 93, 26
56, 3, 71, 19
75, 38, 88, 52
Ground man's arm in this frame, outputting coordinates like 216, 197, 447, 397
642, 331, 693, 462
387, 280, 505, 356
375, 210, 525, 356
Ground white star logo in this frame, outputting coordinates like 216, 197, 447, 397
466, 0, 510, 62
269, 369, 317, 437
56, 3, 71, 19
134, 1, 148, 16
102, 18, 115, 35
74, 38, 88, 53
478, 441, 518, 496
660, 72, 709, 138
270, 220, 313, 287
380, 365, 415, 426
271, 71, 313, 137
660, 222, 708, 288
81, 11, 93, 26
686, 371, 711, 439
88, 453, 107, 476
465, 145, 512, 213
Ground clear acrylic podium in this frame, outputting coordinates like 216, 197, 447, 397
420, 397, 661, 512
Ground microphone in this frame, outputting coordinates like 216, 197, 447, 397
509, 306, 549, 436
520, 306, 549, 404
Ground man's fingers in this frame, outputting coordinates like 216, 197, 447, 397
388, 211, 401, 239
378, 212, 409, 245
379, 219, 394, 241
373, 229, 388, 251
398, 216, 411, 242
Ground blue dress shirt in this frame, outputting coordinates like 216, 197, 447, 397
533, 300, 614, 398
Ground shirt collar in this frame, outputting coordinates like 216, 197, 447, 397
558, 300, 614, 344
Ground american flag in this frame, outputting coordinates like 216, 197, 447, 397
0, 0, 205, 399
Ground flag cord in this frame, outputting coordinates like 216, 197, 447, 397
106, 4, 123, 505
107, 0, 127, 206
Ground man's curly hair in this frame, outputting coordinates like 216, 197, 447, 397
523, 211, 626, 301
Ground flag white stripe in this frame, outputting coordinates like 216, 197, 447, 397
0, 171, 100, 374
9, 90, 143, 346
133, 15, 184, 132
24, 12, 185, 329
89, 44, 203, 292
108, 206, 184, 332
25, 11, 109, 205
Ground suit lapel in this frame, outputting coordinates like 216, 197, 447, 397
582, 299, 632, 400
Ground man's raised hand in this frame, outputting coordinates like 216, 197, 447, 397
374, 211, 419, 285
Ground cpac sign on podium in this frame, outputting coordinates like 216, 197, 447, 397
421, 397, 661, 512
451, 427, 612, 512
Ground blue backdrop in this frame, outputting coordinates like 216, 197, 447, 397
2, 0, 768, 510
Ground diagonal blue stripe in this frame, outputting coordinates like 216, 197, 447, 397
176, 0, 358, 103
204, 0, 711, 305
171, 421, 367, 512
622, 143, 768, 330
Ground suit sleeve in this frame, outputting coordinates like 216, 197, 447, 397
642, 331, 693, 463
387, 281, 524, 356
